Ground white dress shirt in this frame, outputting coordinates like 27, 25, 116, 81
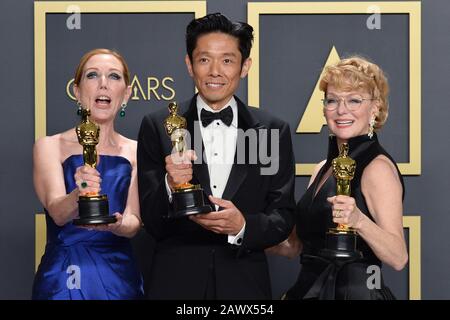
165, 95, 245, 245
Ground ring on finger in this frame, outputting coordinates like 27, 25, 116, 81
335, 209, 342, 218
81, 181, 88, 189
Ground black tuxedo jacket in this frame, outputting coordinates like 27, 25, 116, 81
137, 95, 295, 299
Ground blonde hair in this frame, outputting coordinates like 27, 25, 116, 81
74, 48, 131, 86
319, 56, 389, 130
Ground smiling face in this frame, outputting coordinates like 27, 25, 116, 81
74, 53, 131, 123
324, 85, 379, 144
185, 32, 252, 110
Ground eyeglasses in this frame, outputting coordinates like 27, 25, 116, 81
322, 96, 375, 111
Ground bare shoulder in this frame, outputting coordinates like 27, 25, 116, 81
34, 129, 81, 163
361, 156, 403, 225
313, 160, 327, 176
308, 159, 326, 187
57, 129, 81, 162
118, 135, 137, 165
119, 135, 137, 153
34, 134, 61, 157
362, 155, 401, 186
33, 134, 65, 169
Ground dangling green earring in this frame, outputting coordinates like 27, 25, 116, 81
77, 101, 82, 116
119, 103, 127, 117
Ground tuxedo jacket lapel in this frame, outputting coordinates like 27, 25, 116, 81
222, 96, 264, 201
183, 95, 212, 197
184, 95, 264, 202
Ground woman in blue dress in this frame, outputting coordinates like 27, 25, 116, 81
32, 48, 143, 299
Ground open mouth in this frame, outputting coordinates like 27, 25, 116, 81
95, 95, 111, 105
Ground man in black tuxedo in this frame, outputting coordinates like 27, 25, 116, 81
137, 13, 295, 299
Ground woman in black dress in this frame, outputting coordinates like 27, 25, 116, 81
268, 56, 408, 299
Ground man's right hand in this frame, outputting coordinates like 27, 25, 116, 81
165, 150, 197, 190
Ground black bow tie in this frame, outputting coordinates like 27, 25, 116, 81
200, 106, 233, 127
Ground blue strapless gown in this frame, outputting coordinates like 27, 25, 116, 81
32, 155, 144, 300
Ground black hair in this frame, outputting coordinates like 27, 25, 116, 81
186, 13, 254, 66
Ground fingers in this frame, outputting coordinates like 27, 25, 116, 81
328, 196, 356, 224
75, 165, 101, 178
165, 150, 197, 187
190, 213, 217, 224
331, 203, 353, 215
208, 195, 233, 209
189, 202, 244, 235
113, 212, 123, 221
184, 150, 198, 161
74, 165, 102, 195
76, 180, 101, 195
110, 213, 123, 227
332, 211, 350, 225
190, 213, 228, 234
82, 225, 109, 232
166, 169, 192, 187
78, 224, 106, 231
332, 209, 344, 219
331, 203, 351, 212
327, 195, 354, 203
166, 150, 197, 165
101, 213, 123, 232
77, 213, 122, 232
190, 211, 227, 224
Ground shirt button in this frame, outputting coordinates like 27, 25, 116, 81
237, 238, 242, 244
216, 122, 220, 125
214, 153, 218, 156
213, 185, 217, 189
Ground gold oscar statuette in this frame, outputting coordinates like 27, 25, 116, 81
163, 102, 212, 218
332, 143, 355, 232
72, 108, 116, 225
319, 143, 362, 259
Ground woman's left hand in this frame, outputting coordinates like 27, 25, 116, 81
327, 195, 364, 229
78, 213, 123, 233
